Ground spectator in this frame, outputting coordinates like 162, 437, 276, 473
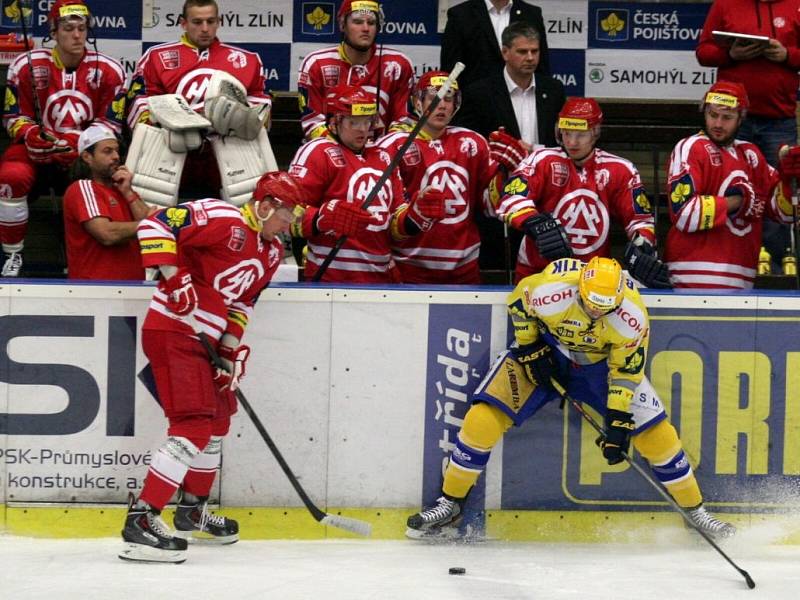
442, 0, 550, 90
454, 22, 565, 276
117, 0, 270, 199
376, 71, 510, 284
497, 98, 669, 289
664, 81, 794, 289
63, 125, 156, 280
406, 256, 735, 541
696, 0, 800, 267
0, 0, 125, 277
289, 84, 444, 283
297, 0, 414, 140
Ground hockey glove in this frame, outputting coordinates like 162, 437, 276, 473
725, 177, 763, 221
623, 238, 671, 289
511, 339, 559, 390
406, 187, 447, 232
779, 144, 800, 178
24, 125, 77, 164
488, 128, 528, 172
315, 199, 373, 237
522, 212, 573, 260
159, 267, 198, 317
214, 344, 251, 392
204, 94, 265, 141
599, 408, 635, 465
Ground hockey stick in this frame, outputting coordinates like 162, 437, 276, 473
311, 61, 465, 282
550, 378, 756, 590
16, 0, 43, 125
192, 325, 372, 537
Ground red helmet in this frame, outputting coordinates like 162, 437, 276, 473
557, 98, 603, 131
48, 0, 90, 29
703, 81, 749, 113
253, 171, 305, 211
337, 0, 381, 23
325, 84, 378, 118
414, 70, 461, 113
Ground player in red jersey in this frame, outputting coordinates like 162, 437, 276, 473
297, 0, 414, 140
376, 71, 504, 284
290, 84, 446, 283
497, 98, 670, 287
63, 124, 156, 280
665, 81, 794, 289
120, 171, 305, 563
0, 0, 125, 277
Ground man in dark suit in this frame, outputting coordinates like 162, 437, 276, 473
453, 22, 565, 276
442, 0, 550, 89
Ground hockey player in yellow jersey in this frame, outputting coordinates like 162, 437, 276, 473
407, 256, 735, 540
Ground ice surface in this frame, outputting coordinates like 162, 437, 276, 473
1, 531, 799, 599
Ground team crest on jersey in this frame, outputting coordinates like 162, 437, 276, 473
419, 160, 470, 223
459, 137, 478, 157
43, 90, 93, 132
298, 71, 310, 86
744, 148, 760, 168
227, 50, 248, 70
86, 68, 102, 90
32, 66, 49, 90
158, 207, 191, 229
348, 167, 392, 222
324, 146, 346, 167
158, 50, 180, 70
594, 168, 610, 190
553, 188, 610, 254
0, 183, 11, 199
228, 226, 246, 251
401, 143, 421, 166
383, 60, 402, 81
378, 149, 391, 165
704, 143, 722, 166
322, 65, 340, 88
214, 259, 265, 304
551, 162, 569, 187
774, 17, 786, 28
632, 187, 651, 214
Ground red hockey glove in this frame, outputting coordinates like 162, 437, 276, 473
779, 145, 800, 178
489, 128, 528, 172
315, 199, 373, 237
158, 267, 198, 316
725, 177, 763, 221
407, 186, 447, 232
214, 344, 251, 392
24, 125, 77, 164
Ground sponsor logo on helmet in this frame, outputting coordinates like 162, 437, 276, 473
351, 0, 379, 13
558, 117, 589, 131
586, 290, 616, 308
429, 75, 457, 90
59, 4, 89, 20
705, 91, 738, 109
351, 102, 377, 116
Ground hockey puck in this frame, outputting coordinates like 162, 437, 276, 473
448, 567, 466, 575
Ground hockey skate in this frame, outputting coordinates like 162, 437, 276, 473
173, 490, 239, 545
405, 496, 464, 541
687, 504, 736, 539
1, 252, 22, 277
119, 494, 188, 563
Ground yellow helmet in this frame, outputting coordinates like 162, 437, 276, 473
578, 257, 624, 314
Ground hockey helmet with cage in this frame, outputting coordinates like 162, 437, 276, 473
557, 98, 603, 132
578, 257, 624, 317
703, 81, 749, 114
414, 70, 461, 114
48, 0, 91, 29
337, 0, 382, 25
325, 84, 378, 119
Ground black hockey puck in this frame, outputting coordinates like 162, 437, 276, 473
449, 567, 466, 575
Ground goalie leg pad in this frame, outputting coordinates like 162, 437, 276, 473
211, 129, 278, 206
125, 123, 187, 207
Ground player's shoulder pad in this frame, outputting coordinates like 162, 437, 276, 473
155, 205, 193, 230
605, 287, 648, 340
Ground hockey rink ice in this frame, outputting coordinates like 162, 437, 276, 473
1, 526, 800, 599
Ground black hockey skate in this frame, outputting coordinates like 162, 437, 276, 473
119, 493, 188, 563
687, 504, 736, 539
406, 495, 464, 540
173, 489, 239, 545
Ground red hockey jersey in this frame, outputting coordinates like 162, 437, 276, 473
136, 199, 282, 341
377, 127, 496, 283
664, 133, 789, 289
289, 137, 406, 283
63, 180, 144, 280
124, 35, 270, 127
297, 43, 414, 139
3, 47, 124, 141
499, 147, 656, 280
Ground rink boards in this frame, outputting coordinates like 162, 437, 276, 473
0, 282, 799, 541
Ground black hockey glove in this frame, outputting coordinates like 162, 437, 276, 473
623, 239, 671, 289
522, 212, 573, 260
599, 409, 635, 465
511, 339, 560, 390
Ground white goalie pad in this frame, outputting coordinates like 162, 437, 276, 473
148, 94, 211, 130
125, 123, 186, 207
211, 128, 279, 206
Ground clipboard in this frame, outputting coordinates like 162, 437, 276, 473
712, 30, 770, 46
